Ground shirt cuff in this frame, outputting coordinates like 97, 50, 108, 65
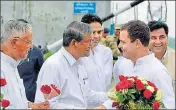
102, 99, 115, 109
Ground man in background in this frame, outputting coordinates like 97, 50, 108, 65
148, 21, 175, 92
18, 45, 44, 102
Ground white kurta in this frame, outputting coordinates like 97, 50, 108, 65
95, 44, 113, 91
80, 50, 106, 92
105, 53, 175, 109
80, 43, 113, 93
35, 47, 109, 109
113, 56, 133, 84
1, 52, 29, 109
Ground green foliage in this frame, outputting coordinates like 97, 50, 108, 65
116, 93, 124, 102
44, 51, 53, 60
0, 93, 4, 100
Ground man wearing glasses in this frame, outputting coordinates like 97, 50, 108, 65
1, 19, 49, 109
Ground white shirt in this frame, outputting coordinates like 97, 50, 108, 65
94, 44, 113, 91
104, 53, 175, 109
1, 52, 29, 109
80, 50, 106, 92
35, 47, 109, 109
113, 56, 133, 84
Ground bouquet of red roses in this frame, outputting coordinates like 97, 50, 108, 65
107, 75, 165, 110
40, 84, 61, 100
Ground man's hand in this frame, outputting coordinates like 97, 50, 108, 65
94, 105, 106, 109
29, 101, 50, 109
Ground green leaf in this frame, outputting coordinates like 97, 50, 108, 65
128, 89, 136, 94
116, 93, 124, 102
123, 94, 127, 99
129, 94, 135, 99
0, 93, 4, 100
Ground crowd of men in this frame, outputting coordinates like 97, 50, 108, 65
0, 13, 175, 109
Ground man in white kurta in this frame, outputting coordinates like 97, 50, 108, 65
35, 47, 109, 109
35, 21, 110, 109
0, 19, 49, 109
81, 14, 113, 92
1, 52, 29, 108
122, 53, 175, 109
96, 20, 175, 109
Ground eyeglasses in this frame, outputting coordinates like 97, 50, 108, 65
13, 37, 33, 44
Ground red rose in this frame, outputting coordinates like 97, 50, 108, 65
0, 78, 7, 87
143, 89, 152, 99
116, 80, 129, 91
40, 85, 51, 94
152, 101, 160, 109
51, 84, 61, 94
130, 76, 137, 81
1, 99, 10, 108
147, 81, 158, 91
119, 75, 128, 81
136, 80, 144, 90
127, 80, 133, 88
112, 101, 119, 107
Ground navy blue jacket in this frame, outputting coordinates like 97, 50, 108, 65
17, 45, 44, 102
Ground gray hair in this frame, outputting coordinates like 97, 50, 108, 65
63, 21, 93, 47
1, 19, 32, 44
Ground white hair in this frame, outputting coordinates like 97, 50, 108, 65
1, 19, 32, 44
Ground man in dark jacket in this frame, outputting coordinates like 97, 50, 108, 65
18, 45, 44, 102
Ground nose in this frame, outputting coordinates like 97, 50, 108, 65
155, 38, 162, 44
93, 32, 99, 39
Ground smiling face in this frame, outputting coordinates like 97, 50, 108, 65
75, 33, 93, 57
119, 30, 137, 60
89, 22, 103, 47
149, 28, 168, 55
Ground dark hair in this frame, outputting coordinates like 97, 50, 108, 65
148, 21, 168, 35
81, 13, 102, 25
121, 20, 150, 47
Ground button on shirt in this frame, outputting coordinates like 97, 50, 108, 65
1, 52, 29, 109
35, 47, 109, 109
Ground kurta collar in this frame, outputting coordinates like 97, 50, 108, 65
60, 47, 77, 66
1, 51, 19, 68
135, 53, 155, 65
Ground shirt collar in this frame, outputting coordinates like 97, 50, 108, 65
135, 53, 155, 65
1, 51, 20, 68
161, 48, 168, 62
60, 47, 77, 66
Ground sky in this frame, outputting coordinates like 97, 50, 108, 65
111, 1, 175, 38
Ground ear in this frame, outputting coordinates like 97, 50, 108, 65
135, 39, 143, 48
70, 39, 78, 47
10, 39, 17, 49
